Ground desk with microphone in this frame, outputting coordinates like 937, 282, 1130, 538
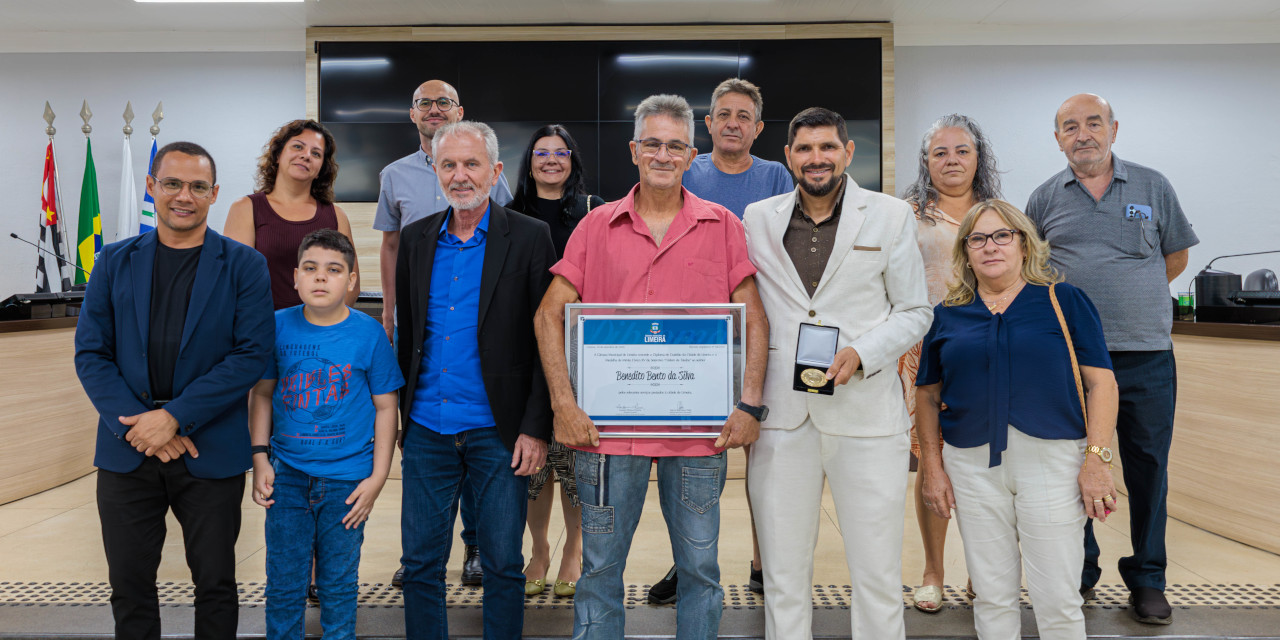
1193, 249, 1280, 324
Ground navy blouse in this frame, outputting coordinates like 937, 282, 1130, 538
916, 283, 1112, 467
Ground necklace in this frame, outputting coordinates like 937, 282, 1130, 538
979, 280, 1025, 312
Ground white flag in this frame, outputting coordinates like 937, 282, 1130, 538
115, 136, 139, 241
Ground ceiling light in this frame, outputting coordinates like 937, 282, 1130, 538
134, 0, 304, 3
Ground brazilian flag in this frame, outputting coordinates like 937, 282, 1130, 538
76, 138, 102, 284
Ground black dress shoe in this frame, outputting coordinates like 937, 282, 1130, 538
392, 565, 405, 589
1128, 586, 1172, 625
748, 564, 763, 595
461, 544, 483, 586
307, 583, 319, 604
647, 565, 678, 604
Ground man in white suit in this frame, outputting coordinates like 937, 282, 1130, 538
743, 107, 932, 640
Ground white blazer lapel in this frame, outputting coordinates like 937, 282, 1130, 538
813, 176, 867, 297
766, 191, 809, 300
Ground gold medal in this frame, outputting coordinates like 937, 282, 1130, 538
800, 368, 828, 388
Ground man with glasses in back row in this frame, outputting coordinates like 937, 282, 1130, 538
75, 142, 275, 639
535, 93, 770, 640
374, 79, 513, 588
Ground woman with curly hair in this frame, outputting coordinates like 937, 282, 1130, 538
898, 114, 1003, 612
225, 119, 359, 310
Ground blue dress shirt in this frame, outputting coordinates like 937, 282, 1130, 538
410, 206, 496, 434
916, 283, 1112, 467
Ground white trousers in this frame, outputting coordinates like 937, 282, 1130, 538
944, 426, 1087, 640
748, 419, 909, 640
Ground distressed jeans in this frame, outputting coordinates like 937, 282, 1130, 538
572, 451, 727, 640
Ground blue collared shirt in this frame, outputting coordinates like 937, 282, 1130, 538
409, 206, 496, 434
373, 148, 513, 232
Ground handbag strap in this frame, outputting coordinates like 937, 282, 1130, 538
1048, 283, 1088, 425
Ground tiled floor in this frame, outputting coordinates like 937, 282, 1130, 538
4, 462, 1279, 590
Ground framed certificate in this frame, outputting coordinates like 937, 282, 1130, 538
565, 304, 745, 438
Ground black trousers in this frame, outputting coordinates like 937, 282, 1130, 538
97, 457, 245, 640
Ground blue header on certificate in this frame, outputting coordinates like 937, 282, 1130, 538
581, 317, 729, 346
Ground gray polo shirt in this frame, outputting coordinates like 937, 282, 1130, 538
1026, 155, 1198, 351
373, 148, 513, 232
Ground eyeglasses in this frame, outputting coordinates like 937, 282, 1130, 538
151, 175, 214, 199
412, 97, 458, 111
964, 228, 1020, 250
533, 149, 572, 159
635, 138, 690, 155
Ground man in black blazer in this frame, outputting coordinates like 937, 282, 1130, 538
395, 121, 553, 640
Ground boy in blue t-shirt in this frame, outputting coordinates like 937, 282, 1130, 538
249, 229, 403, 640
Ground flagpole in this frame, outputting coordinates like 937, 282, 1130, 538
46, 103, 74, 291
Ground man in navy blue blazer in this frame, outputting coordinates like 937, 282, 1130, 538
75, 141, 274, 640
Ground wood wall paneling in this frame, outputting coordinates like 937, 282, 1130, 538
0, 327, 97, 505
1163, 334, 1280, 554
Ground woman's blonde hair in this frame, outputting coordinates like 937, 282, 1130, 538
943, 199, 1060, 307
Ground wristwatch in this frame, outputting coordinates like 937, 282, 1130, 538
250, 445, 271, 456
735, 401, 769, 422
1084, 445, 1113, 464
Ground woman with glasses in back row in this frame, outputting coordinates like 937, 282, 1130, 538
914, 199, 1119, 640
225, 119, 360, 311
507, 124, 604, 598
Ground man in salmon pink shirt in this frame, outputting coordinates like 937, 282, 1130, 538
535, 94, 769, 640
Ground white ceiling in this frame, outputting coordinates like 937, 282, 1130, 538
4, 0, 1280, 52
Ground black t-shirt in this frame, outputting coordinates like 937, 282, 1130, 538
528, 197, 575, 259
148, 243, 202, 401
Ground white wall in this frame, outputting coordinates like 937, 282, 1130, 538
0, 51, 304, 299
896, 43, 1280, 295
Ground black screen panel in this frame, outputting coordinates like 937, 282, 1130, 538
319, 37, 883, 202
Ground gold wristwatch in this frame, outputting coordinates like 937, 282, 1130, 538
1085, 445, 1113, 464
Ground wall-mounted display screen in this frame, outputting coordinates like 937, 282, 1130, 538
319, 39, 882, 202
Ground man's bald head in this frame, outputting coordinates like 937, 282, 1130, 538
1053, 93, 1119, 176
410, 79, 464, 149
1055, 93, 1114, 131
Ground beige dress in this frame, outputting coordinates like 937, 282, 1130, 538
897, 203, 962, 456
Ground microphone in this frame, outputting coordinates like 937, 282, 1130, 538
1203, 249, 1280, 272
9, 232, 92, 277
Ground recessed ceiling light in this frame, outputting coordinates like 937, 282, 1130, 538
134, 0, 303, 3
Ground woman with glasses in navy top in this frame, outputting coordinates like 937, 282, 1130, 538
508, 124, 602, 598
915, 199, 1119, 640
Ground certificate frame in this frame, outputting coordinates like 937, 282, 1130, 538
565, 303, 746, 438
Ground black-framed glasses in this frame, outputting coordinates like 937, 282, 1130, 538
635, 138, 690, 155
150, 175, 214, 199
532, 149, 572, 159
964, 228, 1020, 250
412, 97, 458, 111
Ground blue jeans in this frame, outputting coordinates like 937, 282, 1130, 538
1083, 349, 1176, 591
572, 451, 727, 640
400, 423, 528, 640
265, 459, 365, 640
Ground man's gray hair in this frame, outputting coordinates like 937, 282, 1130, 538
432, 121, 500, 168
710, 78, 763, 121
634, 94, 695, 143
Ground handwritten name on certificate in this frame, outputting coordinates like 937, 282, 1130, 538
577, 316, 734, 426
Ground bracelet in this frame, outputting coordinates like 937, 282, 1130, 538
250, 445, 270, 456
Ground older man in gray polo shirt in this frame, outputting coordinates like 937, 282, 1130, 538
1025, 93, 1197, 626
374, 78, 513, 589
